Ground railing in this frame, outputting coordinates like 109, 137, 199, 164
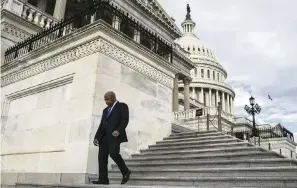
173, 106, 235, 122
178, 93, 204, 108
21, 2, 58, 29
1, 0, 58, 29
4, 0, 172, 64
227, 127, 295, 142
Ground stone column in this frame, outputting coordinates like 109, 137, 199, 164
37, 0, 47, 12
112, 16, 121, 30
216, 90, 219, 106
227, 94, 230, 113
209, 89, 212, 106
200, 88, 204, 105
222, 92, 225, 111
191, 87, 196, 99
134, 29, 140, 43
172, 73, 179, 112
231, 96, 234, 114
183, 77, 191, 110
53, 0, 67, 20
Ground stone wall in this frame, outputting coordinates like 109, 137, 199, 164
1, 52, 173, 185
1, 20, 179, 186
260, 138, 297, 159
1, 53, 99, 174
87, 53, 173, 174
177, 117, 232, 132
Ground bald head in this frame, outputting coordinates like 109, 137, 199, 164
104, 91, 117, 107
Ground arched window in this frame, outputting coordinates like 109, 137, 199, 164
201, 69, 204, 78
207, 70, 210, 78
217, 73, 219, 81
213, 71, 215, 80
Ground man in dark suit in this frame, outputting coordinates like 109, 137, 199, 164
92, 91, 131, 185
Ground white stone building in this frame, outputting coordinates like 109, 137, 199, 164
171, 5, 296, 158
1, 0, 194, 185
1, 0, 296, 186
176, 8, 235, 113
172, 5, 235, 131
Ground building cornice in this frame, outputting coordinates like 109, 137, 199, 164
191, 58, 228, 76
172, 44, 195, 69
131, 0, 181, 37
178, 80, 235, 97
112, 0, 181, 41
1, 21, 31, 41
1, 20, 177, 88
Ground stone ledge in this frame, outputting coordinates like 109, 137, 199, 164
1, 173, 90, 186
171, 123, 193, 133
1, 20, 176, 89
15, 183, 198, 188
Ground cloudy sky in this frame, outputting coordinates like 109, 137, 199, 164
159, 0, 297, 139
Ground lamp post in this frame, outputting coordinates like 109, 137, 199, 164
244, 96, 261, 137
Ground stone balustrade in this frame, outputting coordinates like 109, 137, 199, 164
178, 92, 204, 108
22, 3, 58, 29
173, 107, 235, 122
2, 0, 58, 29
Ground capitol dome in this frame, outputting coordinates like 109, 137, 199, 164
175, 4, 235, 115
175, 33, 217, 61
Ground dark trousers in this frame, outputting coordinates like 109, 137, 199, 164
98, 135, 129, 182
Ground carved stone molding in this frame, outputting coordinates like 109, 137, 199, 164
183, 76, 192, 85
1, 22, 32, 40
1, 38, 173, 88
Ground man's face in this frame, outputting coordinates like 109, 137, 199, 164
104, 94, 115, 107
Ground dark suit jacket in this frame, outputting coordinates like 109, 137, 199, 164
94, 101, 129, 143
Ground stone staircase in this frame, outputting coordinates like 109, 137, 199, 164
17, 130, 297, 188
88, 130, 297, 187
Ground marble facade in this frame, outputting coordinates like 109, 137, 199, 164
1, 17, 192, 185
1, 51, 172, 174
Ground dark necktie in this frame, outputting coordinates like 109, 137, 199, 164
107, 107, 112, 117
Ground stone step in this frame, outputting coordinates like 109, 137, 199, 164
132, 146, 264, 158
106, 167, 297, 178
167, 131, 224, 139
111, 158, 297, 170
126, 151, 282, 162
156, 137, 241, 145
15, 183, 201, 188
170, 130, 218, 136
18, 182, 283, 188
145, 142, 252, 153
105, 176, 297, 187
165, 134, 233, 142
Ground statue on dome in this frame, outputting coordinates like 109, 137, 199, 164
186, 4, 191, 20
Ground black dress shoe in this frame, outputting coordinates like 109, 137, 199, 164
121, 170, 131, 184
91, 180, 109, 185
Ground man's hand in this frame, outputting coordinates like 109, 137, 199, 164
112, 130, 120, 138
93, 139, 99, 146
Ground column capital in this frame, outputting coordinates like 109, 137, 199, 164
175, 73, 180, 78
183, 77, 192, 85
